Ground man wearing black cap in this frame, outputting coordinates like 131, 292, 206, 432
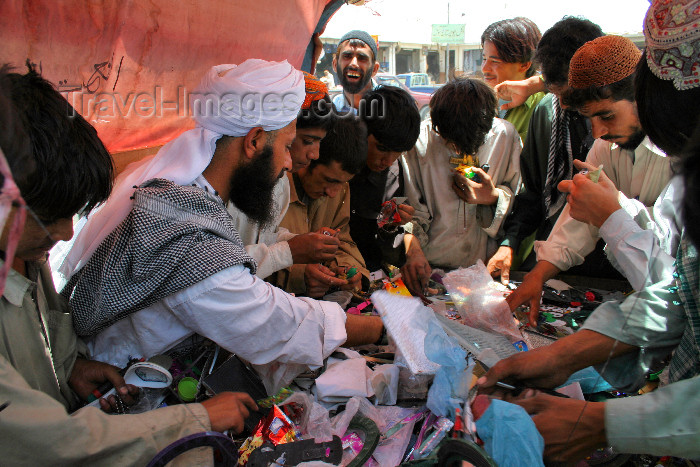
332, 29, 380, 113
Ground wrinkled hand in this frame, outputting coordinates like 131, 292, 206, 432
401, 247, 432, 296
333, 265, 361, 291
494, 76, 544, 111
514, 393, 607, 463
452, 169, 498, 205
506, 272, 544, 326
305, 263, 347, 298
476, 346, 573, 393
487, 246, 513, 285
397, 204, 414, 224
288, 231, 340, 264
201, 392, 258, 433
558, 160, 620, 228
69, 357, 139, 412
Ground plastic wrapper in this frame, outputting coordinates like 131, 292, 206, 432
370, 364, 399, 406
280, 392, 333, 442
424, 319, 468, 417
474, 399, 544, 467
443, 261, 522, 343
413, 416, 454, 460
377, 199, 402, 228
238, 405, 299, 466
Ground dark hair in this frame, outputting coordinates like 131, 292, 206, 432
635, 57, 700, 156
297, 94, 333, 131
358, 85, 420, 152
0, 65, 34, 189
311, 114, 367, 175
535, 17, 604, 86
1, 63, 113, 223
430, 78, 496, 156
481, 17, 542, 78
562, 73, 636, 110
682, 122, 700, 247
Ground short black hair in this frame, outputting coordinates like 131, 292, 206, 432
297, 94, 334, 131
430, 78, 496, 156
311, 114, 367, 175
358, 85, 420, 152
0, 65, 34, 190
535, 17, 604, 86
1, 63, 113, 223
635, 57, 700, 156
481, 17, 542, 78
682, 121, 700, 248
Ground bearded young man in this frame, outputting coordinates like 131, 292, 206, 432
507, 36, 673, 325
55, 60, 383, 392
331, 29, 380, 113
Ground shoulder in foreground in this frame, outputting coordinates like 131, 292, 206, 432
490, 117, 520, 142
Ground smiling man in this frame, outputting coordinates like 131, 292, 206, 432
332, 29, 380, 113
507, 35, 674, 325
274, 115, 369, 297
481, 17, 545, 143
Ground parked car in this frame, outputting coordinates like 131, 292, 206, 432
375, 73, 432, 120
396, 72, 442, 94
326, 74, 432, 120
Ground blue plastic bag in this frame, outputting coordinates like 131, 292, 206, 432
425, 319, 467, 417
475, 399, 544, 467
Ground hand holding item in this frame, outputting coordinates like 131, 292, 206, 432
494, 76, 545, 111
486, 245, 513, 285
305, 263, 347, 298
514, 393, 607, 463
288, 230, 339, 264
333, 265, 361, 291
201, 392, 258, 433
401, 238, 432, 296
397, 204, 414, 224
558, 160, 620, 228
69, 357, 139, 412
452, 168, 498, 205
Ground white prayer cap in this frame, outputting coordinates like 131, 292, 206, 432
53, 60, 304, 281
191, 60, 305, 135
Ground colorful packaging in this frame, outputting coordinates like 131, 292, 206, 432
237, 405, 299, 465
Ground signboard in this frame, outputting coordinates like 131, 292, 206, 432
431, 24, 465, 44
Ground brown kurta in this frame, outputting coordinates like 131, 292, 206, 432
274, 172, 368, 294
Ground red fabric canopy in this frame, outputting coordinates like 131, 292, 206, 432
1, 0, 335, 153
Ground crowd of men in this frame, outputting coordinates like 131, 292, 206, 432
0, 0, 699, 463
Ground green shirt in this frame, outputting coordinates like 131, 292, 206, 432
504, 92, 546, 145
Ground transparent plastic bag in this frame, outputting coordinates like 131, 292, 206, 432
443, 261, 521, 343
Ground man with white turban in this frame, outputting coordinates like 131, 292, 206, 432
54, 59, 383, 391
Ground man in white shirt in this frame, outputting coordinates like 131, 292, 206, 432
508, 36, 673, 325
58, 60, 383, 391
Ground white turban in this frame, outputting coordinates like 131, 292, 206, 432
54, 59, 304, 283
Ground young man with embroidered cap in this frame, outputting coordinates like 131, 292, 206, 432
56, 60, 383, 391
481, 17, 546, 143
508, 35, 674, 325
0, 65, 259, 465
332, 29, 380, 113
273, 114, 369, 298
478, 1, 700, 460
487, 17, 603, 283
399, 78, 522, 295
227, 72, 342, 280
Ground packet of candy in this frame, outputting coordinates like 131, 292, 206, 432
237, 405, 299, 465
257, 387, 294, 409
378, 199, 402, 228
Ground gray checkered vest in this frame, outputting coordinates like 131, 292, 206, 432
64, 178, 256, 336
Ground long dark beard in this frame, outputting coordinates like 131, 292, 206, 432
615, 128, 646, 151
229, 144, 279, 229
336, 61, 372, 95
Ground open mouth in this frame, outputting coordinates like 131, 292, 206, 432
345, 70, 362, 81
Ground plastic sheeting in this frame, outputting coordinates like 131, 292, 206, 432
1, 0, 338, 153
